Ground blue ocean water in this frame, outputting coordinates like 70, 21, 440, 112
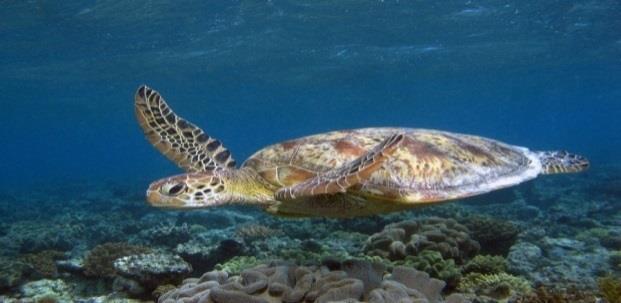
2, 1, 619, 187
1, 1, 620, 301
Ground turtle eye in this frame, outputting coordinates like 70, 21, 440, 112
161, 182, 186, 196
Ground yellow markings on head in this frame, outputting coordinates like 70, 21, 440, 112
183, 175, 226, 204
225, 170, 276, 203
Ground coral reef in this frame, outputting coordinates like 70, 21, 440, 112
153, 284, 177, 300
599, 276, 621, 303
176, 209, 256, 230
276, 241, 350, 265
1, 220, 86, 253
235, 223, 283, 242
1, 170, 619, 302
610, 251, 621, 271
20, 250, 66, 278
113, 253, 192, 297
508, 237, 610, 289
462, 255, 507, 275
19, 279, 73, 302
138, 223, 192, 247
506, 242, 542, 275
600, 232, 621, 250
215, 256, 263, 274
364, 217, 480, 264
395, 250, 462, 289
458, 272, 531, 300
0, 257, 30, 290
177, 239, 245, 273
463, 216, 519, 256
513, 286, 597, 303
159, 260, 467, 303
83, 242, 152, 278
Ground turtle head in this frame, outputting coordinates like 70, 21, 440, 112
146, 169, 274, 209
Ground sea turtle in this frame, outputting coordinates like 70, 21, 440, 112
135, 86, 589, 218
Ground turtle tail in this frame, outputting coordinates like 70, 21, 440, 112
536, 150, 589, 174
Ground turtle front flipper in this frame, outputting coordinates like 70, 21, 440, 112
275, 133, 404, 200
135, 85, 235, 172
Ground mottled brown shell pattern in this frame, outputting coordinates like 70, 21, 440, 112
243, 128, 537, 203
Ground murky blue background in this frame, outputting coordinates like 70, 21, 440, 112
1, 1, 620, 189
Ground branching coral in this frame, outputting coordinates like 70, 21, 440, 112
83, 242, 151, 278
599, 276, 621, 303
235, 223, 283, 242
214, 256, 263, 274
575, 227, 609, 244
462, 255, 507, 275
139, 223, 191, 247
6, 220, 85, 253
458, 272, 531, 300
514, 286, 596, 303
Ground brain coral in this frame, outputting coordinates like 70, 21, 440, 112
159, 260, 468, 303
364, 217, 480, 264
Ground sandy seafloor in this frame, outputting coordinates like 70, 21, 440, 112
0, 164, 619, 302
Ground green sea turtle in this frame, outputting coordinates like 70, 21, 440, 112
135, 85, 589, 218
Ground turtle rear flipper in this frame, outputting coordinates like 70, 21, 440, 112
537, 150, 589, 174
135, 85, 235, 172
275, 133, 404, 200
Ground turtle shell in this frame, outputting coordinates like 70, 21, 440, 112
242, 128, 541, 204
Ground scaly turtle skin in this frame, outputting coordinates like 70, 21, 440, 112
135, 86, 589, 218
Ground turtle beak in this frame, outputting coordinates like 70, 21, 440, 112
146, 189, 159, 204
145, 178, 190, 208
146, 179, 164, 206
145, 188, 183, 208
145, 180, 175, 207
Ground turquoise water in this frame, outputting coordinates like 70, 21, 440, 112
1, 1, 620, 302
